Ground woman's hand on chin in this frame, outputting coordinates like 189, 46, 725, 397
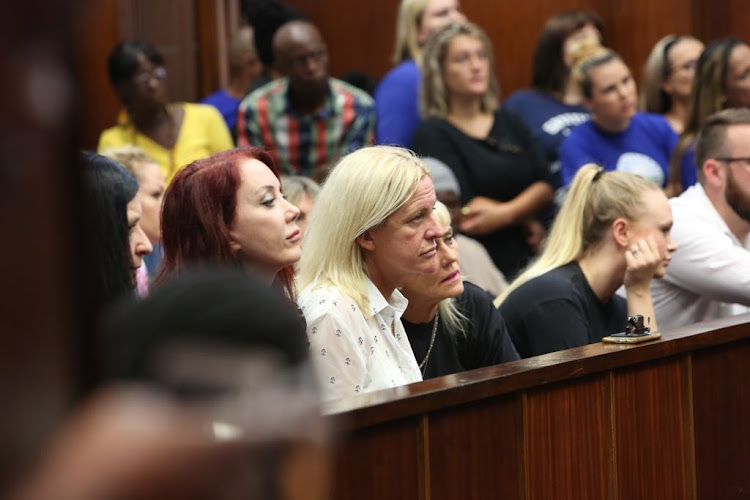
623, 235, 661, 292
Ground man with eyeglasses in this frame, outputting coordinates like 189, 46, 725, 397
237, 20, 375, 179
652, 108, 750, 329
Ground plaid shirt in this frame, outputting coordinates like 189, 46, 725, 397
237, 77, 375, 176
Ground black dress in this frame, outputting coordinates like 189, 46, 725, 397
403, 282, 519, 379
412, 109, 553, 279
498, 262, 627, 358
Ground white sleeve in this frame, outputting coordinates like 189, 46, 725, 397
665, 221, 750, 306
305, 302, 370, 401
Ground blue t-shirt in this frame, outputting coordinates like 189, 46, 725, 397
503, 89, 590, 188
374, 60, 421, 148
559, 112, 682, 187
201, 89, 241, 136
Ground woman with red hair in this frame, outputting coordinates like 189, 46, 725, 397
158, 146, 301, 299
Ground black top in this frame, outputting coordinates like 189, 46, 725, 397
498, 262, 628, 358
412, 109, 553, 279
403, 282, 520, 379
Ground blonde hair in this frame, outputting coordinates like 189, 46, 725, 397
392, 0, 430, 65
420, 21, 499, 119
640, 35, 677, 113
280, 175, 320, 206
570, 37, 618, 98
495, 165, 659, 306
100, 145, 157, 183
297, 146, 430, 315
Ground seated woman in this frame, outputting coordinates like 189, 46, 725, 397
412, 21, 555, 280
374, 0, 465, 148
640, 35, 704, 134
495, 165, 677, 358
400, 201, 519, 379
559, 40, 683, 191
668, 37, 750, 195
157, 146, 301, 301
297, 146, 443, 400
82, 152, 152, 312
504, 10, 603, 188
422, 157, 508, 296
280, 174, 320, 242
98, 40, 233, 184
101, 145, 166, 281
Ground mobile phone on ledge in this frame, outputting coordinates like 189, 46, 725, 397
602, 315, 661, 344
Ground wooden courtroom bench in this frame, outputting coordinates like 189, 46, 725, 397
324, 313, 750, 500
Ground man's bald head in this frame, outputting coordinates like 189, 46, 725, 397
272, 21, 329, 96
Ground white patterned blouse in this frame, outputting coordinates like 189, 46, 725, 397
298, 278, 423, 401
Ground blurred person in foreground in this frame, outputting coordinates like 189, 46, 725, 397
13, 268, 328, 500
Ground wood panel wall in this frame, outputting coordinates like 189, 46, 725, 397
75, 0, 750, 149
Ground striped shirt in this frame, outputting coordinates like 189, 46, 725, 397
237, 77, 375, 176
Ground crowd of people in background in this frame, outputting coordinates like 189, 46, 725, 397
17, 0, 750, 495
86, 0, 750, 401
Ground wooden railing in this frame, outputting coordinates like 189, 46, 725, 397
325, 313, 750, 500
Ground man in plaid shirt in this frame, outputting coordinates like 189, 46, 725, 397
238, 20, 375, 179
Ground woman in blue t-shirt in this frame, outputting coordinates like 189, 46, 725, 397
559, 40, 683, 192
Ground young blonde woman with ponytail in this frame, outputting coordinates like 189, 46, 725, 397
495, 165, 677, 358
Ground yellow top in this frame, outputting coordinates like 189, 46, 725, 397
97, 102, 234, 183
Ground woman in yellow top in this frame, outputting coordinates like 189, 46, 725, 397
98, 40, 233, 183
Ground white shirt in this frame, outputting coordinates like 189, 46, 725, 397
298, 278, 422, 401
652, 184, 750, 329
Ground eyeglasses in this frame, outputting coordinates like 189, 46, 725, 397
287, 49, 328, 70
715, 156, 750, 166
133, 66, 167, 86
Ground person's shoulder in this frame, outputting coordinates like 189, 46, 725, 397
634, 112, 675, 135
670, 184, 711, 217
200, 89, 230, 106
507, 265, 581, 303
378, 60, 419, 86
562, 118, 596, 143
298, 284, 358, 321
503, 88, 543, 108
182, 102, 224, 119
460, 281, 495, 307
239, 78, 288, 108
417, 115, 450, 130
330, 78, 375, 106
98, 123, 124, 141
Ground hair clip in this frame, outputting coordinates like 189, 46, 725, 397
591, 167, 606, 184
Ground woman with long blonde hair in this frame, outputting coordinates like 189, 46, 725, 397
374, 0, 465, 147
496, 165, 677, 358
297, 146, 443, 400
412, 21, 555, 280
639, 35, 704, 134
